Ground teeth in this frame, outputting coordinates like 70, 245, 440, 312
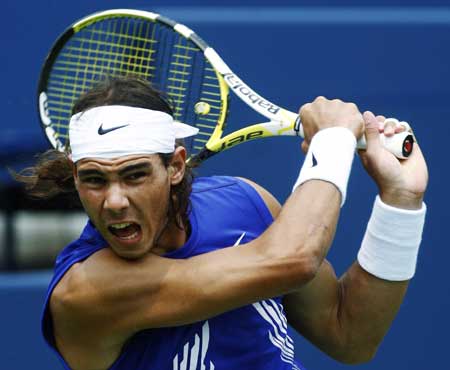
110, 223, 131, 230
121, 231, 139, 240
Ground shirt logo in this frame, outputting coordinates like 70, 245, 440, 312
233, 232, 246, 246
97, 123, 129, 135
173, 321, 215, 370
311, 152, 318, 167
253, 299, 299, 368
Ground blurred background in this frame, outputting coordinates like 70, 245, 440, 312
1, 0, 449, 369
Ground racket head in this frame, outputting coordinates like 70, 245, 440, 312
37, 9, 229, 160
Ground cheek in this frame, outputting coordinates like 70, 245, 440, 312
77, 188, 103, 215
136, 181, 171, 217
143, 186, 169, 209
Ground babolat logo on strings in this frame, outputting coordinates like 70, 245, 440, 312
224, 73, 280, 114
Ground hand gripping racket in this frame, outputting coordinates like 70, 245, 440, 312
37, 9, 414, 166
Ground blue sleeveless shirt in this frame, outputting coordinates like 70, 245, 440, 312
42, 176, 306, 370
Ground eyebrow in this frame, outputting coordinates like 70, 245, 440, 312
77, 169, 103, 178
117, 162, 153, 176
77, 162, 153, 178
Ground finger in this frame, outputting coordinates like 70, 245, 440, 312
357, 148, 370, 167
398, 121, 411, 132
383, 118, 398, 137
375, 115, 387, 132
363, 111, 383, 152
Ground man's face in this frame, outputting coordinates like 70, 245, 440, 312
73, 150, 186, 259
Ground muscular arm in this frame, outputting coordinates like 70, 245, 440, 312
284, 112, 428, 364
249, 178, 408, 364
51, 179, 341, 369
283, 260, 408, 364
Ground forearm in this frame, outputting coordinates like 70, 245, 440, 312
258, 180, 340, 282
258, 127, 356, 289
336, 262, 409, 362
338, 195, 426, 360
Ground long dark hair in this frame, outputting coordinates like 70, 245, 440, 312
17, 76, 194, 229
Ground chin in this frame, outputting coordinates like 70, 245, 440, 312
109, 241, 148, 260
105, 231, 150, 260
111, 245, 149, 260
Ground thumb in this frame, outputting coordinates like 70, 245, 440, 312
301, 140, 309, 154
363, 111, 382, 151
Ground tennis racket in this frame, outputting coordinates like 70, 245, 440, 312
37, 8, 414, 166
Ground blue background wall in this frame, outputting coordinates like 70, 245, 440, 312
2, 1, 449, 369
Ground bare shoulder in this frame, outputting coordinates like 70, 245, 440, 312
237, 177, 281, 219
50, 251, 126, 369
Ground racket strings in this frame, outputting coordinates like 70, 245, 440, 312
47, 17, 162, 142
44, 15, 225, 155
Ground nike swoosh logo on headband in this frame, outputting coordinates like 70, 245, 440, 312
98, 123, 130, 135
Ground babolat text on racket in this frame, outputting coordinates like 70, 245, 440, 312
37, 8, 414, 166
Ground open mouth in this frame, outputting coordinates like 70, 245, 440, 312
108, 222, 141, 240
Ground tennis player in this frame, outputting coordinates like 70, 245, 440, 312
24, 77, 427, 370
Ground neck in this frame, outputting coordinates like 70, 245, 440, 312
152, 218, 189, 255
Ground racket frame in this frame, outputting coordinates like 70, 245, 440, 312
37, 8, 413, 165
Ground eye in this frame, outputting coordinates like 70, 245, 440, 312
126, 171, 147, 181
80, 176, 106, 186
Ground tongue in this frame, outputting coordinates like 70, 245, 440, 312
111, 224, 140, 238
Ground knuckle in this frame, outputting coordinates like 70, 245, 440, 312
299, 103, 310, 116
384, 117, 399, 127
399, 121, 412, 131
347, 102, 358, 111
385, 122, 396, 130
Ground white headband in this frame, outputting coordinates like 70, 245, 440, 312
69, 105, 199, 162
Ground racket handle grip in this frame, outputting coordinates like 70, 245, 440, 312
356, 131, 414, 159
296, 119, 414, 159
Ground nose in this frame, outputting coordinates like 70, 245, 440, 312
104, 183, 130, 215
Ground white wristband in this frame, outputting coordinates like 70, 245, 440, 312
292, 127, 356, 206
357, 196, 427, 281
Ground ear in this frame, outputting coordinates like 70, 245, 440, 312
168, 146, 187, 185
